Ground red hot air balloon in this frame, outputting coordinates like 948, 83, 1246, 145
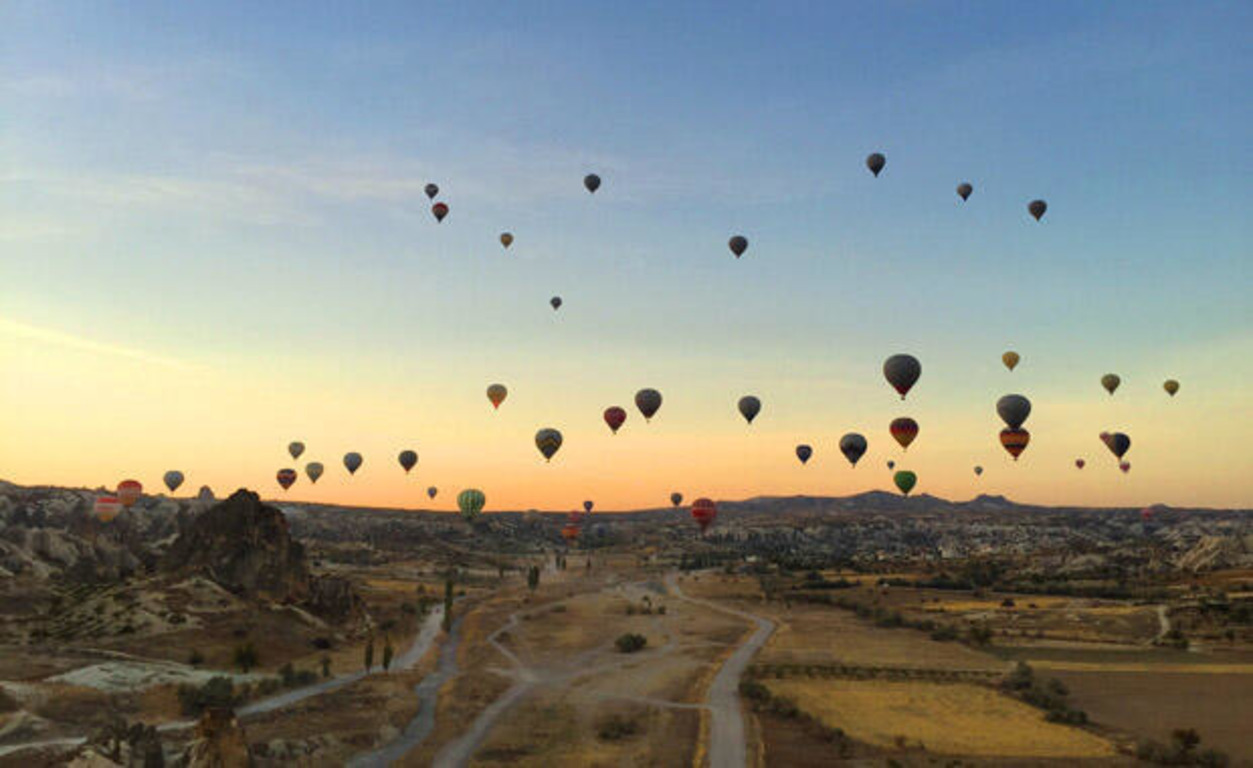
1140, 507, 1154, 523
889, 417, 919, 450
1075, 458, 1086, 469
432, 202, 449, 222
277, 468, 297, 490
117, 480, 143, 509
603, 406, 627, 434
1119, 461, 1131, 474
94, 495, 122, 522
691, 498, 717, 533
1000, 428, 1030, 460
561, 523, 580, 544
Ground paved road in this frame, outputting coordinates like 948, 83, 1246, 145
666, 573, 775, 768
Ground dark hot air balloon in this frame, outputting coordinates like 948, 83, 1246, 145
996, 394, 1032, 430
635, 389, 662, 422
883, 354, 921, 399
398, 450, 418, 473
728, 236, 748, 258
840, 433, 868, 466
288, 441, 305, 460
550, 296, 562, 311
306, 462, 324, 483
583, 500, 594, 513
535, 428, 563, 462
277, 468, 297, 490
1105, 432, 1131, 459
670, 492, 683, 508
866, 153, 886, 177
583, 174, 601, 193
1101, 374, 1121, 395
738, 396, 761, 425
957, 182, 973, 201
343, 452, 363, 475
890, 417, 919, 450
487, 384, 508, 409
603, 406, 627, 434
500, 232, 513, 248
1163, 379, 1180, 397
163, 471, 184, 493
795, 444, 813, 465
1028, 199, 1047, 221
424, 183, 439, 199
427, 486, 438, 499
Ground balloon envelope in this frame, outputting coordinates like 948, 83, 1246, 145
277, 468, 297, 490
957, 182, 973, 201
424, 183, 439, 199
94, 495, 122, 522
583, 500, 594, 513
1028, 199, 1047, 221
866, 152, 886, 177
118, 480, 142, 508
728, 235, 748, 258
635, 389, 662, 421
1119, 461, 1131, 474
889, 418, 919, 450
795, 444, 813, 465
550, 296, 562, 311
1075, 458, 1085, 470
974, 465, 983, 476
306, 462, 324, 483
1163, 379, 1180, 396
1106, 432, 1131, 459
691, 498, 717, 532
603, 406, 627, 434
1101, 373, 1121, 395
996, 394, 1032, 430
535, 428, 563, 462
432, 202, 448, 222
883, 354, 921, 399
839, 433, 868, 466
500, 232, 513, 248
887, 460, 895, 470
288, 442, 305, 460
893, 471, 917, 496
487, 384, 508, 409
1000, 428, 1030, 460
1002, 351, 1020, 371
457, 489, 486, 522
427, 486, 438, 499
583, 174, 601, 193
670, 492, 683, 508
738, 395, 761, 424
398, 450, 418, 473
343, 452, 363, 475
163, 471, 184, 493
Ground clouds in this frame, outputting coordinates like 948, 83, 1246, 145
0, 316, 201, 372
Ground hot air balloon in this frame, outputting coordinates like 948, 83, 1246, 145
1075, 458, 1085, 470
432, 202, 448, 222
344, 452, 363, 475
583, 174, 601, 193
117, 480, 143, 509
306, 462, 324, 483
1002, 351, 1020, 371
427, 486, 438, 500
399, 450, 418, 473
738, 396, 761, 425
1105, 432, 1131, 459
535, 428, 563, 462
691, 498, 717, 533
893, 471, 917, 496
887, 460, 895, 470
957, 182, 973, 201
1163, 379, 1180, 397
550, 296, 562, 311
424, 183, 439, 199
603, 406, 627, 434
795, 444, 813, 465
1140, 507, 1154, 522
635, 389, 662, 422
728, 235, 748, 258
884, 354, 921, 400
583, 500, 594, 513
974, 465, 984, 476
1028, 200, 1047, 221
1000, 428, 1030, 460
996, 394, 1032, 430
889, 418, 919, 450
500, 232, 513, 248
457, 489, 485, 523
277, 468, 297, 490
1119, 461, 1131, 474
94, 495, 122, 522
840, 433, 868, 467
1101, 374, 1121, 395
163, 471, 184, 493
561, 523, 580, 544
866, 152, 886, 177
670, 492, 683, 508
288, 442, 305, 460
487, 384, 508, 410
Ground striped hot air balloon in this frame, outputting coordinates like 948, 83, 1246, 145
277, 468, 297, 490
535, 429, 563, 462
889, 418, 919, 450
117, 480, 143, 509
94, 495, 122, 522
691, 498, 717, 533
1000, 428, 1030, 460
457, 489, 485, 523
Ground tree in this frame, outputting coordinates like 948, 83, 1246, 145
232, 642, 258, 673
364, 637, 375, 672
321, 656, 331, 678
442, 577, 454, 632
527, 565, 540, 592
382, 636, 394, 671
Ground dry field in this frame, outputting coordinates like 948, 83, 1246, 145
769, 678, 1117, 758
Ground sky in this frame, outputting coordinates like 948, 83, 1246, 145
2, 1, 1250, 511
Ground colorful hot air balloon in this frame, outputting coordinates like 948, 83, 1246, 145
1028, 199, 1047, 221
432, 202, 449, 222
277, 468, 297, 490
635, 389, 662, 422
1000, 428, 1030, 460
1119, 461, 1131, 474
94, 495, 122, 522
889, 418, 919, 450
603, 406, 627, 434
1075, 458, 1085, 470
561, 523, 580, 544
550, 296, 562, 311
427, 486, 438, 500
691, 498, 717, 532
728, 235, 748, 258
866, 152, 886, 177
738, 395, 761, 425
343, 452, 363, 475
1002, 351, 1020, 371
670, 492, 683, 508
1105, 432, 1131, 459
886, 460, 895, 470
795, 444, 813, 465
288, 442, 305, 460
583, 174, 601, 193
163, 471, 184, 493
306, 462, 324, 483
893, 471, 917, 496
398, 450, 418, 473
839, 433, 868, 467
583, 500, 594, 513
957, 182, 973, 201
996, 394, 1032, 430
424, 183, 439, 199
117, 480, 143, 509
487, 384, 508, 410
535, 428, 563, 462
457, 489, 485, 523
1101, 373, 1121, 395
1163, 379, 1180, 397
883, 354, 921, 400
499, 232, 513, 248
974, 465, 984, 476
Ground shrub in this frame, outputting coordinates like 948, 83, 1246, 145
187, 649, 205, 666
614, 633, 647, 653
596, 715, 640, 741
176, 676, 236, 716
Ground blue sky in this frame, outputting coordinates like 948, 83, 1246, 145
2, 2, 1250, 508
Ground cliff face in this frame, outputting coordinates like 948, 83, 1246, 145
162, 489, 310, 602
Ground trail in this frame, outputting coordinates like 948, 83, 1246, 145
665, 573, 775, 768
1155, 605, 1171, 642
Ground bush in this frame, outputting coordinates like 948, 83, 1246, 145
187, 649, 205, 666
311, 637, 332, 650
176, 676, 237, 716
614, 633, 647, 653
233, 642, 258, 673
929, 625, 959, 642
739, 680, 771, 704
596, 715, 640, 741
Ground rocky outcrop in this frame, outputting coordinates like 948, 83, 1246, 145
182, 707, 252, 767
162, 490, 310, 602
308, 575, 365, 623
67, 716, 164, 767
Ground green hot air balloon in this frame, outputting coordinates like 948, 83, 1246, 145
996, 394, 1032, 430
894, 470, 917, 496
535, 428, 563, 462
1163, 379, 1180, 397
738, 395, 761, 425
457, 489, 485, 523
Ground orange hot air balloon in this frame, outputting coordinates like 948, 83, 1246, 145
561, 523, 580, 544
691, 498, 717, 533
94, 495, 122, 522
999, 428, 1030, 460
117, 480, 143, 509
889, 417, 919, 450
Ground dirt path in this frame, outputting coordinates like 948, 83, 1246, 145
1155, 605, 1171, 642
665, 573, 775, 768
